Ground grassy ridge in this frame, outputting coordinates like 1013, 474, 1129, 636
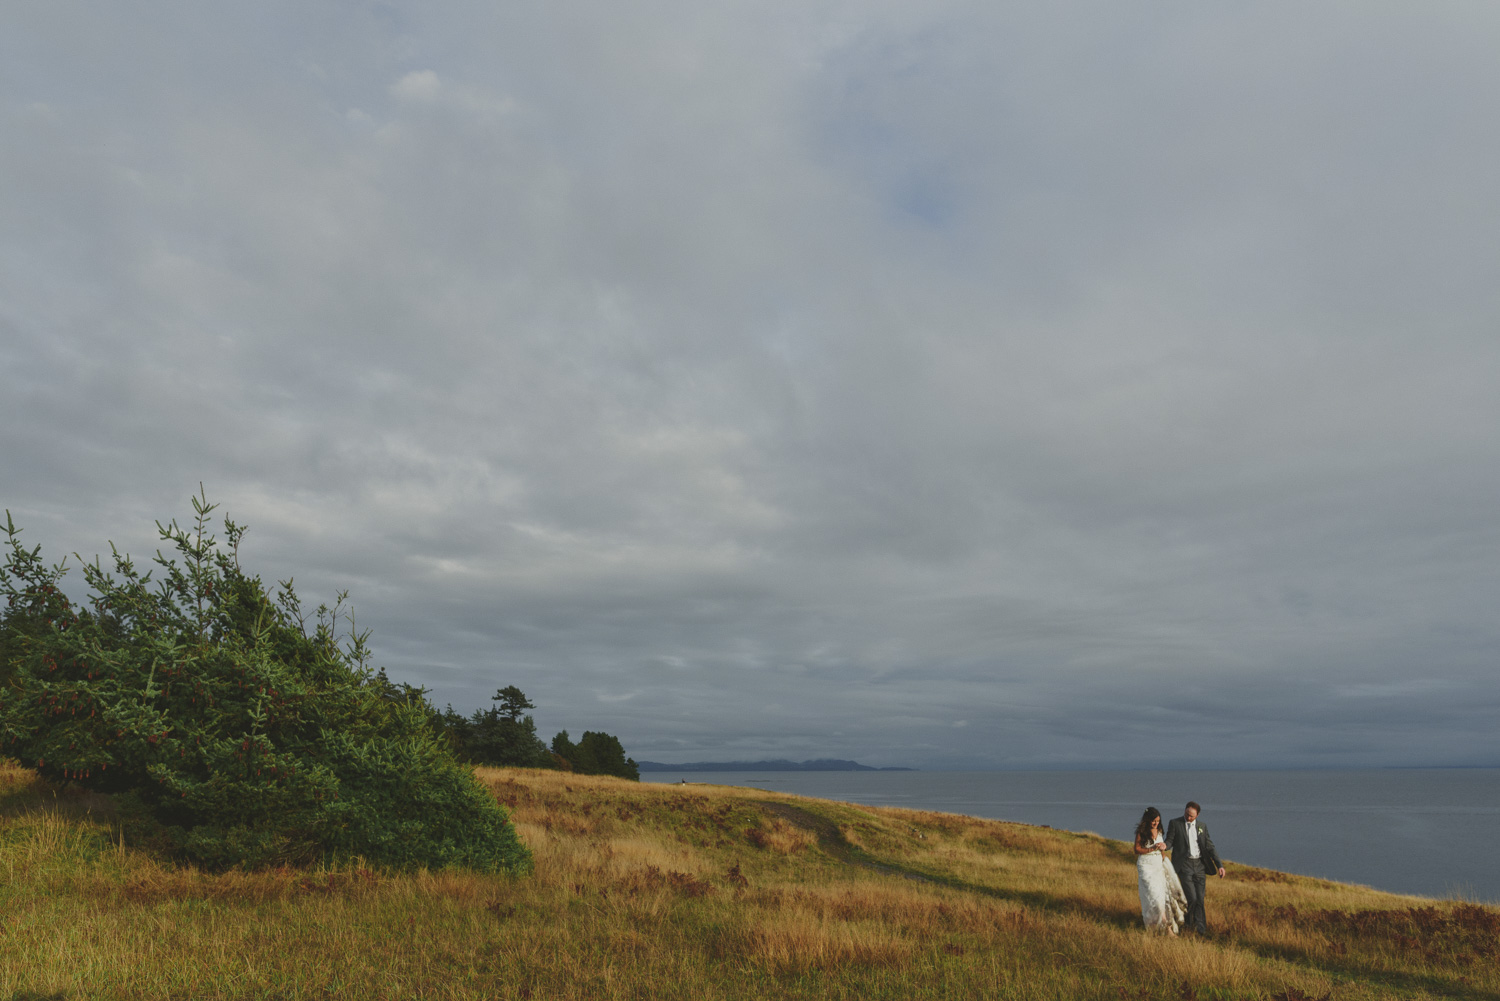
0, 762, 1494, 1000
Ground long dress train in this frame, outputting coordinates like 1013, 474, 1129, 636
1137, 834, 1187, 933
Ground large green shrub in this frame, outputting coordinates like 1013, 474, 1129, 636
0, 492, 530, 873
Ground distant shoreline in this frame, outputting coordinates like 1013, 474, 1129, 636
636, 758, 914, 772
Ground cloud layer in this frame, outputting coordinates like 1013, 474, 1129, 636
4, 2, 1499, 767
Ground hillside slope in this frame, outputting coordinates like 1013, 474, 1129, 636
0, 762, 1493, 999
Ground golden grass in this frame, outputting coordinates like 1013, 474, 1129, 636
0, 761, 1493, 999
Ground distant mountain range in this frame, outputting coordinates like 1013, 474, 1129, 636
636, 758, 913, 772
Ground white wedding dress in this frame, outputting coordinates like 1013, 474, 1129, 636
1137, 834, 1188, 933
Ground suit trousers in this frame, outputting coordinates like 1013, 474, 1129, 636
1176, 858, 1208, 934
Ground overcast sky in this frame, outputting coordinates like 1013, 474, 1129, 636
4, 2, 1498, 769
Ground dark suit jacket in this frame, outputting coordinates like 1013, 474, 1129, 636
1165, 815, 1222, 876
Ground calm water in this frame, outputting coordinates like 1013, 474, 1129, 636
643, 768, 1500, 902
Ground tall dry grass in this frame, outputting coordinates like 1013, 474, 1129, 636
0, 761, 1491, 999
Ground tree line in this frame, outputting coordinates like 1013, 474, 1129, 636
401, 679, 638, 780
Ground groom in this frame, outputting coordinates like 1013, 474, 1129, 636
1166, 801, 1225, 936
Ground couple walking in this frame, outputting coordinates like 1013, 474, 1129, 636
1134, 801, 1225, 936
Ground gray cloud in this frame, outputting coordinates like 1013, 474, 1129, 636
3, 2, 1499, 768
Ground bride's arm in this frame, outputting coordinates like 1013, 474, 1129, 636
1133, 835, 1153, 855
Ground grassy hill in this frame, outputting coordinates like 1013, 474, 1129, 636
0, 761, 1494, 1000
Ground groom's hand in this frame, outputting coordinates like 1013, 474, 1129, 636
1216, 868, 1226, 878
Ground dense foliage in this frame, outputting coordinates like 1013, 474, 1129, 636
428, 687, 639, 781
0, 493, 531, 873
433, 685, 556, 768
552, 729, 640, 780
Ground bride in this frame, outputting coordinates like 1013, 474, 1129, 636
1134, 807, 1187, 933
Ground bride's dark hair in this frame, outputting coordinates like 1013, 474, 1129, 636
1134, 807, 1163, 845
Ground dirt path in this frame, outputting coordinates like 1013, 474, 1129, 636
753, 798, 1144, 929
754, 800, 940, 884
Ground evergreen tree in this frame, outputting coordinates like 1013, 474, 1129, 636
467, 686, 553, 767
431, 686, 554, 768
0, 492, 531, 873
551, 729, 639, 781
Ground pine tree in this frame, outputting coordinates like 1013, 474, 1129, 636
0, 491, 531, 873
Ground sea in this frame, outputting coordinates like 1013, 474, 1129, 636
642, 768, 1500, 903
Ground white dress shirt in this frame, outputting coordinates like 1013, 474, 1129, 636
1185, 818, 1200, 859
